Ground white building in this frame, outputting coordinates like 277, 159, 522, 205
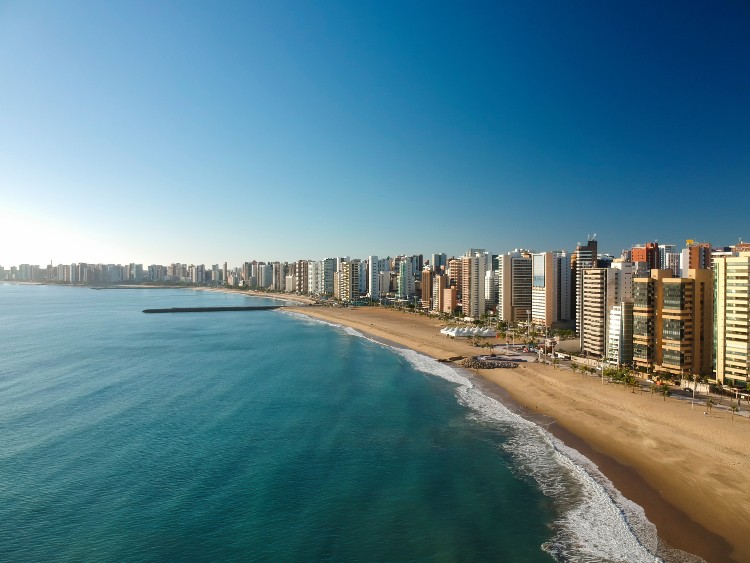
461, 252, 486, 320
581, 265, 632, 359
606, 301, 633, 366
368, 255, 379, 298
307, 260, 321, 295
396, 260, 414, 300
531, 251, 571, 327
714, 252, 750, 386
284, 275, 295, 292
484, 270, 496, 312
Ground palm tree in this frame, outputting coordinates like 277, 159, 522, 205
730, 405, 739, 422
552, 358, 560, 370
570, 363, 578, 376
706, 398, 716, 414
626, 375, 639, 393
661, 385, 672, 402
714, 382, 724, 404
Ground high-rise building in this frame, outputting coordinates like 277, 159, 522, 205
270, 262, 283, 291
580, 268, 619, 358
484, 270, 496, 312
442, 286, 458, 315
632, 269, 713, 377
531, 251, 572, 327
579, 261, 633, 359
573, 238, 598, 333
447, 258, 462, 296
368, 256, 379, 298
511, 255, 532, 323
680, 241, 711, 275
307, 261, 320, 295
258, 264, 273, 289
714, 252, 750, 386
461, 252, 486, 320
421, 268, 433, 310
432, 274, 447, 313
662, 270, 713, 378
190, 264, 204, 285
495, 255, 512, 322
295, 260, 309, 294
631, 242, 660, 271
338, 260, 360, 302
321, 258, 336, 295
607, 301, 634, 367
396, 260, 415, 300
431, 253, 447, 274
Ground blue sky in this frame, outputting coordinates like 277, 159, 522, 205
1, 1, 748, 266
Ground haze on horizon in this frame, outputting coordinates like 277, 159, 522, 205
1, 1, 748, 267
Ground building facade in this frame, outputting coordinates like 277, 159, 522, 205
632, 269, 713, 377
714, 252, 750, 386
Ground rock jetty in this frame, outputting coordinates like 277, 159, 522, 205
461, 356, 519, 369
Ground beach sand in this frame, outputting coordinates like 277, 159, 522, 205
292, 304, 750, 563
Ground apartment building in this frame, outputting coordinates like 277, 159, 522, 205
632, 269, 712, 377
431, 273, 447, 314
573, 238, 598, 333
580, 268, 619, 358
714, 252, 750, 386
460, 253, 486, 320
421, 268, 432, 310
368, 256, 379, 299
338, 260, 360, 302
531, 251, 571, 327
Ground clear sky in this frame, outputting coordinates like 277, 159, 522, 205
1, 1, 748, 267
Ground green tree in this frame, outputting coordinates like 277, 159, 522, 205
706, 398, 716, 414
661, 386, 672, 402
625, 375, 639, 393
730, 404, 739, 422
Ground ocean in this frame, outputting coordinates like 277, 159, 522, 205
0, 284, 689, 561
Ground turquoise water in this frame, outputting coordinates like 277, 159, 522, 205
0, 285, 678, 561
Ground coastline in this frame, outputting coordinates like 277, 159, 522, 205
289, 305, 750, 563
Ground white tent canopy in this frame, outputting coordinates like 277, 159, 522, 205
440, 326, 497, 338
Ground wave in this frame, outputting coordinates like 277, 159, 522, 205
296, 318, 703, 563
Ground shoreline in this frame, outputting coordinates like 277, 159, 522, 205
289, 305, 749, 563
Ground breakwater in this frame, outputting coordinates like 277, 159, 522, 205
143, 306, 282, 313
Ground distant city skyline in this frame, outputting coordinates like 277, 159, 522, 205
1, 1, 748, 266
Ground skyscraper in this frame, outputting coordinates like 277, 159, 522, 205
396, 260, 414, 300
573, 238, 598, 333
531, 251, 572, 327
632, 269, 713, 378
461, 252, 486, 320
368, 256, 379, 299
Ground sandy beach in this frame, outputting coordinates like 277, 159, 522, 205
291, 304, 750, 563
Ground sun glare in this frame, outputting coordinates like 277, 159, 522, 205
1, 212, 122, 266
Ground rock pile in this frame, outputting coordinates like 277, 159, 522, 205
460, 356, 518, 369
